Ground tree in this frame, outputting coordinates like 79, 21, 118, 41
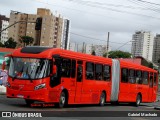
0, 41, 4, 47
103, 52, 108, 57
4, 37, 17, 48
20, 36, 34, 47
148, 62, 153, 69
91, 50, 96, 56
108, 50, 131, 58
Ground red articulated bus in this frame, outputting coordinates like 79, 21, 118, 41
4, 46, 158, 108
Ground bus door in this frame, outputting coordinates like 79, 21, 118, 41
74, 63, 83, 103
148, 73, 153, 102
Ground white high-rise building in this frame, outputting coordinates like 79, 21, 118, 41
152, 34, 160, 66
61, 19, 70, 50
85, 44, 111, 56
94, 45, 111, 56
131, 31, 154, 61
85, 44, 93, 54
69, 42, 76, 51
1, 20, 9, 44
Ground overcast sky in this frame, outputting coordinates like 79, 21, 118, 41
1, 0, 160, 52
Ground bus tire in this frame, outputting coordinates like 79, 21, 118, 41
25, 99, 34, 106
99, 92, 106, 106
57, 91, 66, 108
135, 94, 141, 107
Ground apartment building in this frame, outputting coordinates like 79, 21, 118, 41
8, 8, 70, 48
131, 31, 154, 61
69, 42, 111, 56
0, 15, 9, 44
152, 34, 160, 66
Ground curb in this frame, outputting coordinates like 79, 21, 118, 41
0, 93, 6, 95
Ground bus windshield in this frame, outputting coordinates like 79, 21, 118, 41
9, 57, 50, 79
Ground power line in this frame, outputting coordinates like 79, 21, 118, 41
68, 0, 160, 12
32, 0, 160, 20
64, 0, 160, 17
41, 22, 131, 45
30, 0, 160, 28
127, 0, 160, 12
115, 40, 132, 50
135, 0, 160, 6
70, 32, 131, 45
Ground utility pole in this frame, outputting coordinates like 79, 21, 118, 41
0, 21, 35, 33
106, 32, 110, 58
82, 42, 85, 53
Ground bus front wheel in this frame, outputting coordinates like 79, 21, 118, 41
99, 92, 106, 106
56, 92, 66, 108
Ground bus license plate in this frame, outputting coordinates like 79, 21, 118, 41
17, 94, 24, 98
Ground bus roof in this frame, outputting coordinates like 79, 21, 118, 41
11, 46, 112, 64
11, 47, 157, 73
119, 59, 157, 73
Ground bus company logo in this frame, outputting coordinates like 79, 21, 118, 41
19, 85, 24, 90
2, 112, 11, 117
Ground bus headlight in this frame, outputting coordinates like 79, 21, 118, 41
34, 83, 46, 90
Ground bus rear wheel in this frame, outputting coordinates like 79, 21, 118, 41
99, 92, 106, 106
135, 94, 141, 107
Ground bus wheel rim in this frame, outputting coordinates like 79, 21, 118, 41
60, 95, 65, 105
101, 94, 105, 104
137, 96, 141, 105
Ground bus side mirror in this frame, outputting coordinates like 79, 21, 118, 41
52, 65, 57, 75
2, 61, 6, 70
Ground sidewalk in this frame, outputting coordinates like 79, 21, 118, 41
0, 86, 6, 95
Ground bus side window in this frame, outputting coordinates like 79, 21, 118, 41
77, 65, 82, 82
86, 62, 94, 80
61, 58, 71, 78
154, 73, 157, 86
142, 71, 149, 85
95, 64, 103, 80
121, 68, 128, 83
71, 60, 76, 78
103, 65, 111, 81
149, 73, 153, 87
128, 69, 135, 84
136, 70, 142, 84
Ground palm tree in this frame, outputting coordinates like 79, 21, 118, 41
20, 36, 34, 47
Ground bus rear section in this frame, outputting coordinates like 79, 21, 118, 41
113, 59, 158, 106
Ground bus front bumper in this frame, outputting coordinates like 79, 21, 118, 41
6, 87, 49, 102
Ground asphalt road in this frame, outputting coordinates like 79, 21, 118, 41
0, 95, 159, 120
